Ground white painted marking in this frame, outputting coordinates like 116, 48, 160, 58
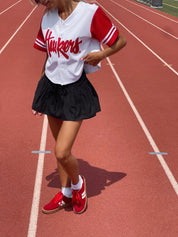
110, 0, 178, 40
32, 151, 51, 154
163, 3, 178, 9
124, 0, 178, 23
0, 0, 22, 15
27, 115, 48, 237
149, 152, 168, 155
101, 45, 178, 196
0, 6, 37, 55
96, 1, 178, 76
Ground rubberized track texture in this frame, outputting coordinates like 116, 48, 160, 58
0, 0, 178, 237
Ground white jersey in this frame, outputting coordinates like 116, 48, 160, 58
34, 1, 119, 85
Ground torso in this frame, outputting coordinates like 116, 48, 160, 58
42, 2, 100, 85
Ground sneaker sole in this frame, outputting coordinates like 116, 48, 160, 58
42, 202, 72, 214
73, 176, 87, 214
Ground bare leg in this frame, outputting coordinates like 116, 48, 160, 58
47, 115, 71, 187
46, 117, 86, 214
55, 120, 82, 185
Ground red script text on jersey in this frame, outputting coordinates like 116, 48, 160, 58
45, 29, 82, 59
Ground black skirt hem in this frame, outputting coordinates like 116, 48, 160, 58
32, 110, 101, 121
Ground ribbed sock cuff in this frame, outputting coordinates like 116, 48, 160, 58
71, 175, 83, 190
61, 187, 72, 198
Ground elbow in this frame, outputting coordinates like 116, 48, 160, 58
117, 32, 127, 49
123, 37, 127, 47
121, 34, 127, 48
111, 33, 127, 52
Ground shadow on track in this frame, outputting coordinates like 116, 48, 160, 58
45, 158, 127, 198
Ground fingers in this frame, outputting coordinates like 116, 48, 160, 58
81, 52, 103, 66
32, 110, 43, 117
81, 55, 98, 66
80, 55, 87, 61
32, 110, 37, 115
82, 53, 89, 59
81, 53, 92, 62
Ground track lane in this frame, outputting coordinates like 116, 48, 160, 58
0, 0, 22, 13
0, 0, 23, 16
110, 0, 178, 39
36, 59, 178, 237
1, 1, 178, 237
96, 0, 178, 181
124, 0, 178, 23
0, 0, 35, 49
97, 0, 178, 73
0, 3, 46, 237
35, 2, 177, 235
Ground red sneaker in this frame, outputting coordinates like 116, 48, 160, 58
42, 191, 72, 214
72, 176, 87, 214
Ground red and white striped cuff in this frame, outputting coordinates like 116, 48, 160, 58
101, 24, 119, 46
33, 38, 47, 52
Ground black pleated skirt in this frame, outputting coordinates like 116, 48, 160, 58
32, 71, 101, 121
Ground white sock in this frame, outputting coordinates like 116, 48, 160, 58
61, 187, 72, 198
71, 175, 83, 190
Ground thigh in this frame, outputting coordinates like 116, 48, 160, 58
55, 120, 83, 153
47, 115, 63, 141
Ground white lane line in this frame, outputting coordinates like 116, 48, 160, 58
110, 0, 178, 40
27, 115, 48, 237
124, 0, 178, 23
0, 6, 37, 55
0, 0, 22, 15
101, 45, 178, 196
163, 3, 178, 9
96, 1, 178, 76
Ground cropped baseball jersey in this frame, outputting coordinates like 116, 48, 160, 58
34, 1, 119, 85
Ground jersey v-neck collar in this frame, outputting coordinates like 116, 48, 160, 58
58, 1, 81, 24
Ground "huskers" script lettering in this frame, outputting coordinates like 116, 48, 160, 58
45, 29, 82, 59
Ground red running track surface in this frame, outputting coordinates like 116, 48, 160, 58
0, 0, 178, 236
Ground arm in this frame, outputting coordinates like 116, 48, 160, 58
82, 32, 127, 66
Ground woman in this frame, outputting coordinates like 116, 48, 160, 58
31, 0, 127, 214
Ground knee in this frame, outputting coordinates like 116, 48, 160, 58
54, 146, 71, 163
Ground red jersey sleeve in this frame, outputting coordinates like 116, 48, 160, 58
33, 26, 47, 52
91, 7, 119, 47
